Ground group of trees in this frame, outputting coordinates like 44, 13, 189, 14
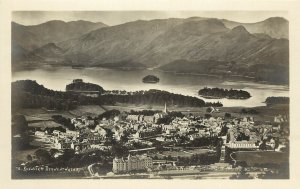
142, 75, 160, 83
12, 115, 28, 136
12, 80, 223, 112
188, 136, 222, 148
111, 143, 129, 158
241, 108, 259, 114
12, 80, 78, 111
11, 115, 31, 150
236, 132, 250, 141
29, 148, 112, 169
100, 89, 209, 107
66, 80, 105, 93
198, 87, 251, 99
176, 152, 220, 166
97, 109, 121, 120
129, 110, 161, 116
156, 111, 185, 124
205, 101, 223, 107
51, 115, 75, 130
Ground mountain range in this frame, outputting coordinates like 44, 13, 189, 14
12, 20, 107, 63
12, 16, 289, 84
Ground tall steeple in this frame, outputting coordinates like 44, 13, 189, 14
163, 102, 168, 113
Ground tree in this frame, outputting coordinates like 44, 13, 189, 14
206, 107, 214, 113
27, 154, 33, 161
60, 149, 75, 161
111, 144, 128, 157
259, 141, 268, 150
120, 130, 130, 143
12, 115, 28, 135
49, 149, 59, 157
224, 113, 231, 119
205, 114, 212, 119
34, 149, 53, 164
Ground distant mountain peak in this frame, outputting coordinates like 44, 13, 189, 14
232, 25, 249, 33
264, 17, 288, 23
222, 17, 288, 39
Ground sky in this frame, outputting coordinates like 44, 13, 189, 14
12, 11, 288, 26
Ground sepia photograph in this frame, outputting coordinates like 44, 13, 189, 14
9, 10, 291, 180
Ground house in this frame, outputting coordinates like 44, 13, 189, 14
274, 114, 288, 123
127, 115, 140, 122
189, 134, 201, 141
165, 129, 177, 135
71, 142, 90, 151
35, 131, 45, 136
156, 136, 166, 142
65, 130, 79, 138
143, 116, 155, 123
53, 130, 61, 136
93, 125, 107, 137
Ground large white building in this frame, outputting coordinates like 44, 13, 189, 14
112, 154, 153, 173
226, 140, 258, 149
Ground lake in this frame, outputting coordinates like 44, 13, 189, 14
12, 67, 289, 107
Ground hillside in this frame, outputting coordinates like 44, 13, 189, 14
11, 20, 107, 64
56, 18, 288, 68
12, 17, 289, 83
222, 17, 288, 39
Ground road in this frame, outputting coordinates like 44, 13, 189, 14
87, 163, 96, 177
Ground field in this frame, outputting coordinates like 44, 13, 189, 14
233, 151, 289, 165
68, 105, 106, 117
17, 108, 74, 121
28, 120, 63, 128
17, 105, 106, 123
151, 148, 210, 159
103, 103, 289, 122
16, 104, 289, 131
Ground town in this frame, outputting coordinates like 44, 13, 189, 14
13, 102, 289, 179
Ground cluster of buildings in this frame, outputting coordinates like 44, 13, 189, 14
32, 101, 288, 175
113, 154, 153, 173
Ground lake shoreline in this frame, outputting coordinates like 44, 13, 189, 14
12, 64, 289, 86
12, 66, 289, 107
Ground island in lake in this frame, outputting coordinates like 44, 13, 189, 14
66, 79, 105, 97
198, 87, 251, 99
142, 75, 160, 83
